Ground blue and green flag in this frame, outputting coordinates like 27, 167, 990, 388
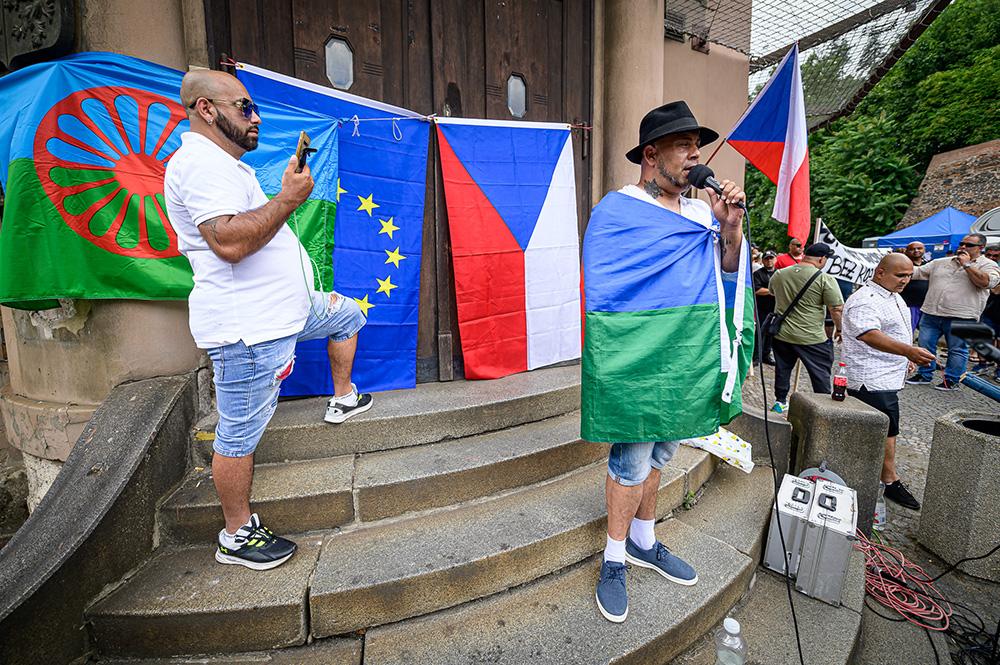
581, 193, 755, 443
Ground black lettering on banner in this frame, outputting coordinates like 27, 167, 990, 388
827, 255, 845, 277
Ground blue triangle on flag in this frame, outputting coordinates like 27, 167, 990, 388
440, 124, 568, 251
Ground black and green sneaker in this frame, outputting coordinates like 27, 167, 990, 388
215, 513, 297, 570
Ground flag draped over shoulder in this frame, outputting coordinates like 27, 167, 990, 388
237, 63, 430, 395
728, 43, 811, 244
581, 193, 754, 443
436, 118, 581, 380
0, 52, 194, 307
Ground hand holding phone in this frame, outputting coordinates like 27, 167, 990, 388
295, 131, 316, 173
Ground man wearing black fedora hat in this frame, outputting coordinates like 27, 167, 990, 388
583, 101, 749, 624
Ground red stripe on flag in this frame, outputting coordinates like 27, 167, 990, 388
727, 140, 785, 184
437, 127, 528, 379
787, 153, 811, 243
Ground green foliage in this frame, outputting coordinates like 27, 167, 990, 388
811, 114, 921, 246
742, 0, 998, 247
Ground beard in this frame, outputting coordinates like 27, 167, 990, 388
657, 160, 690, 193
216, 112, 258, 151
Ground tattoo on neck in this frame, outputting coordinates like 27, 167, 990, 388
643, 179, 662, 199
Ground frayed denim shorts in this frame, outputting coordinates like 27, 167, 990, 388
208, 291, 366, 458
607, 440, 681, 487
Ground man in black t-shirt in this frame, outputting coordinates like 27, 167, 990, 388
752, 251, 777, 364
900, 241, 928, 333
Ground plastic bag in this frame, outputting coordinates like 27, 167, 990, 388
679, 427, 754, 473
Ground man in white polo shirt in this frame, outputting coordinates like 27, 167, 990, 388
842, 254, 934, 516
165, 70, 371, 570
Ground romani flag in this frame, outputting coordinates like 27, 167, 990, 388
727, 43, 811, 243
0, 52, 194, 308
436, 118, 582, 380
581, 193, 754, 443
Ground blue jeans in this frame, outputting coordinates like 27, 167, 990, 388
916, 313, 973, 383
209, 291, 366, 457
607, 440, 680, 487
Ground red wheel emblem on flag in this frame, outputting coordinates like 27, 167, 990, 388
33, 86, 189, 259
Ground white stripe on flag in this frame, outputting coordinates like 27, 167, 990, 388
524, 134, 582, 370
772, 45, 808, 226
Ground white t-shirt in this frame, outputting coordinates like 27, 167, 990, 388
165, 132, 313, 349
618, 185, 715, 228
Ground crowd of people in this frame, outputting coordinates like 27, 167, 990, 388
751, 234, 1000, 516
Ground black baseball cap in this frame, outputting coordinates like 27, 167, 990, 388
804, 242, 835, 258
763, 250, 777, 259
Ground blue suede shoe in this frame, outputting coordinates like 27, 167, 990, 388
625, 539, 698, 586
595, 560, 628, 623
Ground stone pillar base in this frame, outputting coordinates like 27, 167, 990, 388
919, 412, 1000, 582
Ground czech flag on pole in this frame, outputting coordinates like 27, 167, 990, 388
727, 43, 811, 243
436, 118, 582, 380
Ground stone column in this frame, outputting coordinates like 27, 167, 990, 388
601, 0, 665, 194
787, 392, 889, 536
0, 0, 204, 508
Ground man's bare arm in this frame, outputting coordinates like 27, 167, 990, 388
199, 156, 313, 263
829, 304, 844, 338
200, 196, 300, 263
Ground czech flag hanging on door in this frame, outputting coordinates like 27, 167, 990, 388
436, 118, 582, 380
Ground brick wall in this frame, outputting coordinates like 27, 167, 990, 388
899, 139, 1000, 228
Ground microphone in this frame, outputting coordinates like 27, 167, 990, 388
687, 164, 747, 210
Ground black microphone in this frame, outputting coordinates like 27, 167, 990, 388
687, 164, 747, 210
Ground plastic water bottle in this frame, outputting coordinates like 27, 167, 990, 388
832, 362, 848, 401
715, 617, 746, 665
873, 481, 887, 531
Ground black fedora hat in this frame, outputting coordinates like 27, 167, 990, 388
626, 101, 719, 164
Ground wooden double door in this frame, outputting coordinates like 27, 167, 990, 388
205, 0, 593, 380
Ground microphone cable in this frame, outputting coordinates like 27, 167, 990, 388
739, 205, 807, 665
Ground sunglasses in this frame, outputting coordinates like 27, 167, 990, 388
189, 97, 259, 120
957, 242, 983, 248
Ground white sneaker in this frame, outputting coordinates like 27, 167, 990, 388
324, 384, 374, 424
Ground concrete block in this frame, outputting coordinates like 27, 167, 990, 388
787, 392, 887, 536
22, 452, 63, 513
918, 411, 1000, 582
726, 404, 792, 477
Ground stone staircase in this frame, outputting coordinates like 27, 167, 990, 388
85, 366, 786, 663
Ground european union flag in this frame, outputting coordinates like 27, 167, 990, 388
238, 64, 430, 395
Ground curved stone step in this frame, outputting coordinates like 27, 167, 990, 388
87, 447, 715, 659
87, 536, 325, 658
362, 467, 775, 664
162, 412, 603, 543
194, 365, 581, 464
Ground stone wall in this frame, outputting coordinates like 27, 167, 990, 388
898, 139, 1000, 228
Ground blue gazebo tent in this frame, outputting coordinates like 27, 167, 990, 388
877, 207, 976, 254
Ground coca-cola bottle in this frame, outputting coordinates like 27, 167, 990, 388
832, 362, 847, 401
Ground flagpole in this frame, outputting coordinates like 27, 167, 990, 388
703, 138, 727, 166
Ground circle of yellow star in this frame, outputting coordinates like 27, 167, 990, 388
353, 294, 375, 315
384, 246, 407, 269
357, 193, 379, 217
378, 217, 400, 240
376, 275, 397, 298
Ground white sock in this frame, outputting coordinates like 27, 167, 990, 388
604, 534, 627, 563
629, 518, 656, 550
218, 514, 256, 548
333, 384, 358, 407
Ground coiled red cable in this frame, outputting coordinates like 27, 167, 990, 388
855, 528, 952, 631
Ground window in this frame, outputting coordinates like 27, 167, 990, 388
507, 73, 526, 118
325, 37, 354, 90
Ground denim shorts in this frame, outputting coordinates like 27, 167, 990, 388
209, 291, 366, 457
607, 440, 681, 487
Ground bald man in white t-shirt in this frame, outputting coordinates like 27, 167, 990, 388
165, 70, 371, 570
